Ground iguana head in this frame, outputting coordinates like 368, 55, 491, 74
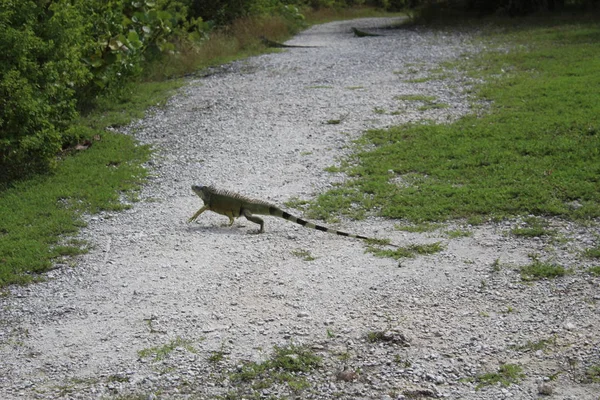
191, 185, 209, 201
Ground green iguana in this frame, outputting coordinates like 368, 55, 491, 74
260, 36, 320, 48
351, 27, 382, 37
189, 185, 394, 246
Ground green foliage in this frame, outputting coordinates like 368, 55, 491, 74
367, 241, 444, 259
0, 0, 92, 179
510, 217, 555, 238
584, 245, 600, 259
0, 0, 189, 182
310, 16, 600, 224
138, 337, 197, 361
520, 260, 567, 281
474, 364, 525, 389
230, 344, 320, 395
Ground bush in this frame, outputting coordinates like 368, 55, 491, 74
0, 1, 92, 181
0, 0, 192, 184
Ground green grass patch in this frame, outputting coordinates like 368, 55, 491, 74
230, 344, 320, 394
137, 337, 197, 362
511, 216, 556, 237
584, 245, 600, 259
474, 364, 525, 390
307, 15, 600, 224
394, 94, 437, 102
587, 266, 600, 276
445, 229, 472, 238
585, 365, 600, 383
511, 337, 556, 352
520, 260, 568, 281
418, 102, 449, 111
395, 222, 442, 232
367, 242, 444, 260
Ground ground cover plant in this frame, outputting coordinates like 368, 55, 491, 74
311, 15, 600, 224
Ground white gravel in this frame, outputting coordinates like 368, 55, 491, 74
1, 17, 599, 400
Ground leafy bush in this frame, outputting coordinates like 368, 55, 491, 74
0, 1, 92, 181
0, 0, 193, 183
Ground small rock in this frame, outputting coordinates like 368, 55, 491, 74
336, 369, 358, 382
538, 383, 553, 395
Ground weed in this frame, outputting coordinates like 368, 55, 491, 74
474, 364, 525, 389
584, 245, 600, 259
446, 229, 472, 238
326, 119, 342, 125
395, 222, 442, 232
367, 242, 444, 260
405, 77, 434, 83
209, 350, 226, 364
520, 260, 568, 281
584, 365, 600, 383
587, 266, 600, 276
511, 217, 555, 237
230, 344, 320, 394
137, 337, 196, 361
291, 249, 316, 261
491, 258, 502, 272
373, 107, 386, 114
511, 337, 556, 352
418, 102, 449, 111
394, 94, 437, 102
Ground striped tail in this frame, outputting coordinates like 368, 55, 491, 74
268, 206, 372, 241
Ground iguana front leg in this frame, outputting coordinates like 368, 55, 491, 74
188, 205, 208, 222
242, 208, 265, 233
224, 211, 235, 226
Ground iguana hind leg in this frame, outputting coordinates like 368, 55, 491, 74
188, 205, 208, 223
242, 208, 265, 233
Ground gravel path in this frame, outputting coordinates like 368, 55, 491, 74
1, 17, 599, 400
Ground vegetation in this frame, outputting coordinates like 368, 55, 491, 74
311, 14, 600, 224
367, 241, 444, 259
229, 344, 321, 395
510, 217, 555, 238
137, 336, 197, 361
474, 363, 525, 389
520, 260, 568, 281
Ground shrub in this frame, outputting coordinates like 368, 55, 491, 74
0, 1, 92, 181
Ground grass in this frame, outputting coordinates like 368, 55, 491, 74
510, 216, 555, 238
137, 337, 197, 362
511, 337, 556, 352
229, 344, 321, 395
474, 364, 525, 389
585, 365, 600, 383
584, 245, 600, 259
520, 260, 568, 281
307, 15, 600, 224
587, 266, 600, 276
367, 242, 444, 260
